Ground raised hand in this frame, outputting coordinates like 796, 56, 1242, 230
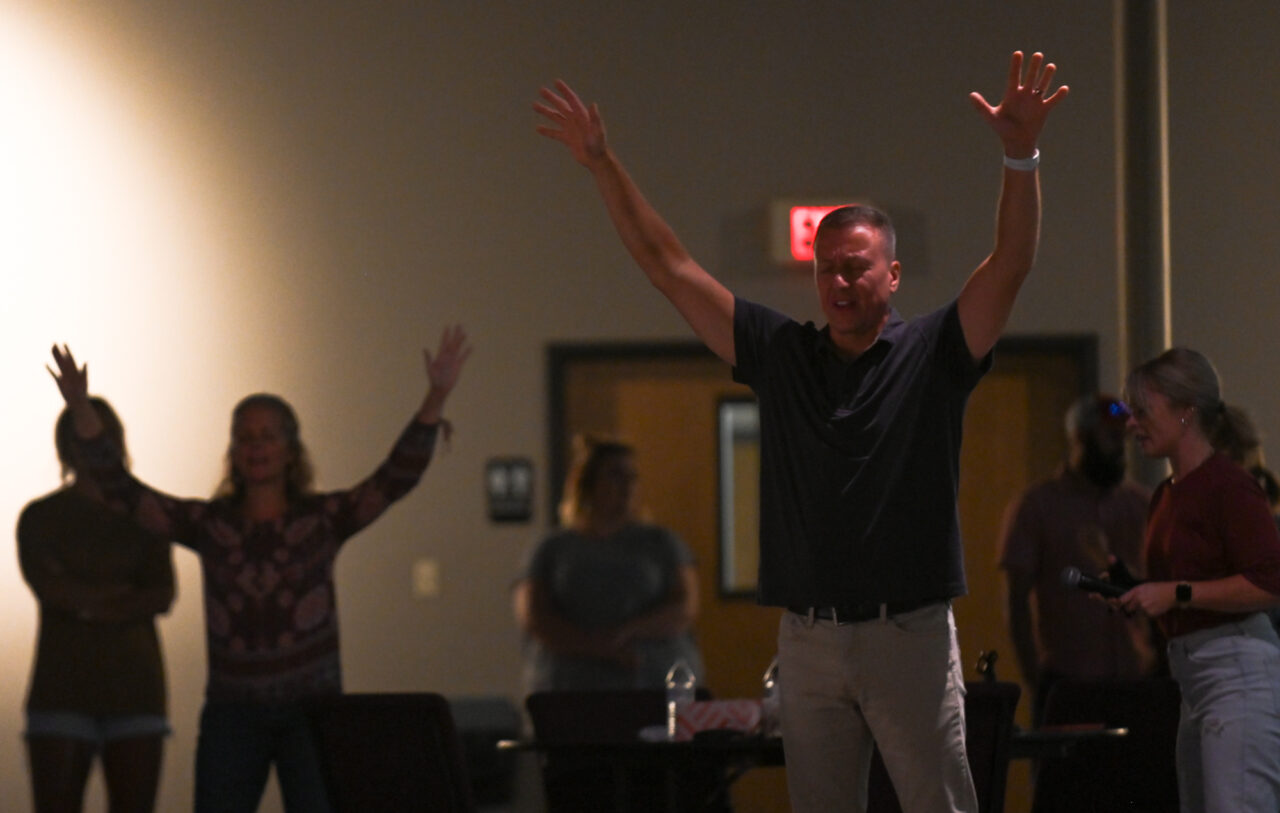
424, 324, 471, 397
47, 344, 104, 438
48, 344, 88, 405
969, 51, 1069, 157
534, 80, 607, 167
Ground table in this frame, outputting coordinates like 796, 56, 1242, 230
502, 724, 1126, 762
500, 734, 780, 812
502, 725, 1128, 813
1008, 723, 1129, 761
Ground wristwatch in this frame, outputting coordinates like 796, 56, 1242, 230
1175, 582, 1193, 605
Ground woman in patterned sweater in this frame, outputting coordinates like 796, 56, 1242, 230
48, 325, 470, 813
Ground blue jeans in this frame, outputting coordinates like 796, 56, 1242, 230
195, 701, 332, 813
1168, 613, 1280, 813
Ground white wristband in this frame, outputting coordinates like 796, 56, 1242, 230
1003, 149, 1040, 172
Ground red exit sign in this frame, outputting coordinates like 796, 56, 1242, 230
768, 199, 856, 265
788, 205, 842, 262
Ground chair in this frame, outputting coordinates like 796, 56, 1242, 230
447, 695, 522, 806
308, 692, 476, 813
1030, 677, 1180, 813
867, 680, 1021, 813
525, 688, 729, 813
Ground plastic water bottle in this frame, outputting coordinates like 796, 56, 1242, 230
761, 656, 781, 737
665, 659, 697, 741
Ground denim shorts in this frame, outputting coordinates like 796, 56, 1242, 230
25, 710, 171, 745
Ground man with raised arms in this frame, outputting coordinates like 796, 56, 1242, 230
536, 52, 1067, 812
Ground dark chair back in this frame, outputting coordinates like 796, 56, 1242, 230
525, 688, 727, 813
448, 695, 522, 806
1031, 677, 1180, 813
527, 688, 673, 744
868, 680, 1021, 813
308, 692, 476, 813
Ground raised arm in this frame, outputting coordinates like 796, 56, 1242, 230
418, 324, 471, 425
535, 81, 736, 365
47, 344, 207, 544
958, 51, 1069, 360
333, 325, 471, 536
48, 344, 101, 438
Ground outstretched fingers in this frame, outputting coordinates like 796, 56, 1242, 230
1021, 52, 1044, 90
425, 324, 471, 394
1040, 74, 1070, 109
533, 79, 607, 165
438, 324, 471, 366
1025, 56, 1069, 108
533, 90, 567, 134
534, 81, 581, 136
544, 80, 587, 117
973, 50, 1069, 150
968, 90, 997, 124
47, 343, 88, 403
1034, 62, 1055, 94
1004, 50, 1025, 97
50, 343, 76, 374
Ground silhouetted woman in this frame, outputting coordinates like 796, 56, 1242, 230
1120, 347, 1280, 812
49, 326, 469, 813
19, 397, 175, 813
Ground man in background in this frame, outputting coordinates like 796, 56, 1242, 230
998, 394, 1158, 725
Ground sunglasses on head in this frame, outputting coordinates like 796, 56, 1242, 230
1099, 399, 1131, 420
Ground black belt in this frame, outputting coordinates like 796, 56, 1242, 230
788, 597, 939, 625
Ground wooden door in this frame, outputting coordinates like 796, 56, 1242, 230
550, 345, 777, 699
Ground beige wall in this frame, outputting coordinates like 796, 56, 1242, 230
0, 1, 1273, 810
1166, 4, 1280, 456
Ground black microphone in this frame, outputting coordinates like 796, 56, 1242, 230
1061, 566, 1128, 599
1107, 557, 1142, 590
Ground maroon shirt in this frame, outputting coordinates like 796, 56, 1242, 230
999, 467, 1154, 678
1145, 452, 1280, 639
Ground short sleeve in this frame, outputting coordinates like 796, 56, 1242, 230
16, 500, 54, 594
1221, 474, 1280, 595
934, 301, 992, 392
997, 493, 1041, 577
732, 296, 792, 388
660, 526, 697, 568
517, 534, 557, 586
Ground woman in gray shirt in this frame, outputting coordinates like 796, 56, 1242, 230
513, 435, 703, 693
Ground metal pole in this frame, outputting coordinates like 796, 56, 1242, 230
1115, 0, 1172, 487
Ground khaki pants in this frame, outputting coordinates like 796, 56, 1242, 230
777, 602, 977, 813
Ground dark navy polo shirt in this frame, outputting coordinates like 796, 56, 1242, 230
732, 296, 991, 607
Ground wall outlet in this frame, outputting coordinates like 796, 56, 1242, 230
412, 558, 440, 598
